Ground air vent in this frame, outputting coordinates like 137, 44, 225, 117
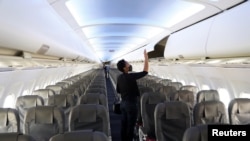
109, 50, 115, 52
37, 44, 50, 54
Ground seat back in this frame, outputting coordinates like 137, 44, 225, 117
155, 101, 191, 141
47, 94, 75, 131
171, 90, 195, 125
158, 86, 177, 100
45, 85, 63, 95
0, 108, 20, 133
69, 104, 109, 136
196, 90, 220, 103
169, 82, 183, 90
32, 89, 55, 105
78, 93, 107, 109
180, 85, 199, 102
49, 130, 109, 141
24, 106, 65, 141
140, 92, 167, 138
84, 88, 107, 96
15, 95, 44, 133
182, 124, 208, 141
0, 133, 34, 141
60, 87, 81, 103
193, 101, 228, 126
228, 98, 250, 124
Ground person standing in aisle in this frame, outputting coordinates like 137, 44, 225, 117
116, 49, 149, 141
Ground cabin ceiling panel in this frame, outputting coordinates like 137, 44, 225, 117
0, 0, 245, 63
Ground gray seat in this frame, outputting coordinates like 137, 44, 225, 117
32, 89, 55, 105
196, 90, 220, 103
158, 86, 177, 100
140, 92, 167, 139
182, 124, 208, 141
180, 85, 199, 102
171, 90, 195, 125
0, 133, 34, 141
0, 108, 20, 133
84, 88, 107, 96
47, 94, 75, 131
60, 87, 81, 103
24, 106, 65, 141
171, 90, 194, 108
169, 82, 183, 90
78, 93, 107, 109
158, 79, 172, 86
45, 85, 63, 95
68, 104, 109, 136
155, 101, 191, 141
193, 101, 228, 126
15, 95, 44, 133
228, 98, 250, 124
55, 82, 70, 89
49, 130, 109, 141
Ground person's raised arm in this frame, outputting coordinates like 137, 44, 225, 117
143, 49, 149, 72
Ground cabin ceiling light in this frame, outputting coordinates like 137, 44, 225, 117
65, 0, 204, 61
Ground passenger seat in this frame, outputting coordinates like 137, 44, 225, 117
193, 101, 228, 126
32, 89, 55, 105
24, 106, 65, 141
49, 130, 109, 141
196, 90, 220, 103
155, 101, 191, 141
139, 92, 167, 140
182, 124, 208, 141
228, 98, 250, 124
0, 133, 34, 141
68, 104, 109, 136
15, 95, 44, 133
0, 108, 20, 133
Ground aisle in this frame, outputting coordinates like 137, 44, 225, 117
106, 77, 121, 141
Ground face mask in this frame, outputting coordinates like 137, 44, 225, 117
128, 65, 132, 71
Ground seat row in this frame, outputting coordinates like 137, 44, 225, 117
109, 68, 250, 141
0, 130, 109, 141
0, 69, 110, 141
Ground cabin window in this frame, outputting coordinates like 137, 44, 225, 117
239, 92, 250, 99
34, 86, 40, 90
180, 80, 186, 85
217, 88, 231, 108
201, 85, 210, 90
22, 89, 30, 95
190, 82, 196, 86
3, 94, 15, 108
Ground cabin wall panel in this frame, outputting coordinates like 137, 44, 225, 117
0, 65, 95, 107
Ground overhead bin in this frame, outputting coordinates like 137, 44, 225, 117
206, 1, 250, 58
164, 1, 250, 60
164, 18, 213, 60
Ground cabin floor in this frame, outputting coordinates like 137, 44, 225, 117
106, 77, 122, 141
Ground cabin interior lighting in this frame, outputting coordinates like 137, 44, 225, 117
3, 94, 15, 108
65, 0, 204, 61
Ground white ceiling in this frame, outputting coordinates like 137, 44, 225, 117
0, 0, 245, 63
47, 0, 245, 62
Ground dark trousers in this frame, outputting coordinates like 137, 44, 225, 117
120, 101, 138, 141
